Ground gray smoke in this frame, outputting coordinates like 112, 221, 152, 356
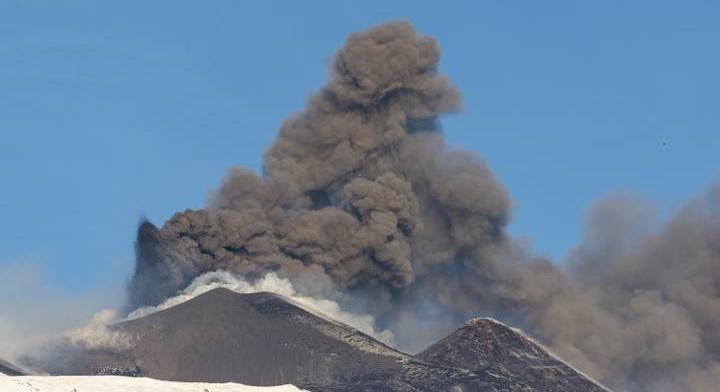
126, 22, 719, 392
554, 191, 720, 391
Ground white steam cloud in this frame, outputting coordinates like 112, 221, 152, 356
128, 271, 394, 345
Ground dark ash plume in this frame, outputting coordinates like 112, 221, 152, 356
127, 21, 508, 311
552, 190, 720, 391
127, 21, 719, 392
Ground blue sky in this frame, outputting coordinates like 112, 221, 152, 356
1, 1, 718, 296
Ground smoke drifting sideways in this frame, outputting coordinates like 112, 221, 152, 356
0, 261, 127, 367
124, 22, 719, 392
557, 190, 720, 392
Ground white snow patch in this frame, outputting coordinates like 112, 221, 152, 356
0, 375, 307, 392
126, 271, 394, 345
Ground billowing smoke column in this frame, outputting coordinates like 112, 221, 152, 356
127, 21, 508, 311
127, 22, 720, 392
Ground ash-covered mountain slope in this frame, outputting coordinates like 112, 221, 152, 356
418, 318, 610, 392
51, 288, 405, 386
0, 358, 25, 376
47, 288, 609, 392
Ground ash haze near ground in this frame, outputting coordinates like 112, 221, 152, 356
119, 22, 720, 392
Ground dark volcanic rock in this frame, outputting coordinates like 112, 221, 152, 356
0, 358, 25, 376
418, 318, 609, 392
47, 289, 610, 392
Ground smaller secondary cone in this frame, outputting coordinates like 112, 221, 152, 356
418, 318, 610, 392
43, 288, 609, 392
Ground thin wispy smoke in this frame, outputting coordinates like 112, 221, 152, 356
121, 22, 719, 392
63, 309, 132, 352
0, 261, 124, 363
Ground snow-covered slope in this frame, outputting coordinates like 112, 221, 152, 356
0, 375, 306, 392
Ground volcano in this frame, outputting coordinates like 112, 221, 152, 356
46, 288, 405, 385
44, 288, 610, 391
